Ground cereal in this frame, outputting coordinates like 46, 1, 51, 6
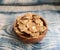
14, 13, 47, 38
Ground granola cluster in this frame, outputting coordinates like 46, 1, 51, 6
14, 13, 46, 38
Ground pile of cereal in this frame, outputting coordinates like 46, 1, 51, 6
14, 13, 46, 38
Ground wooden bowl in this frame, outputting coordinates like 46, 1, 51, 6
13, 13, 48, 43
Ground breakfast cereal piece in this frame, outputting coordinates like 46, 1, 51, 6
18, 23, 27, 32
22, 13, 32, 19
17, 16, 22, 21
27, 21, 38, 33
14, 23, 22, 34
24, 29, 32, 35
31, 32, 40, 38
34, 19, 43, 26
19, 20, 28, 25
39, 26, 46, 32
33, 15, 41, 19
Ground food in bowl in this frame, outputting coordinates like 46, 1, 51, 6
13, 13, 47, 43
